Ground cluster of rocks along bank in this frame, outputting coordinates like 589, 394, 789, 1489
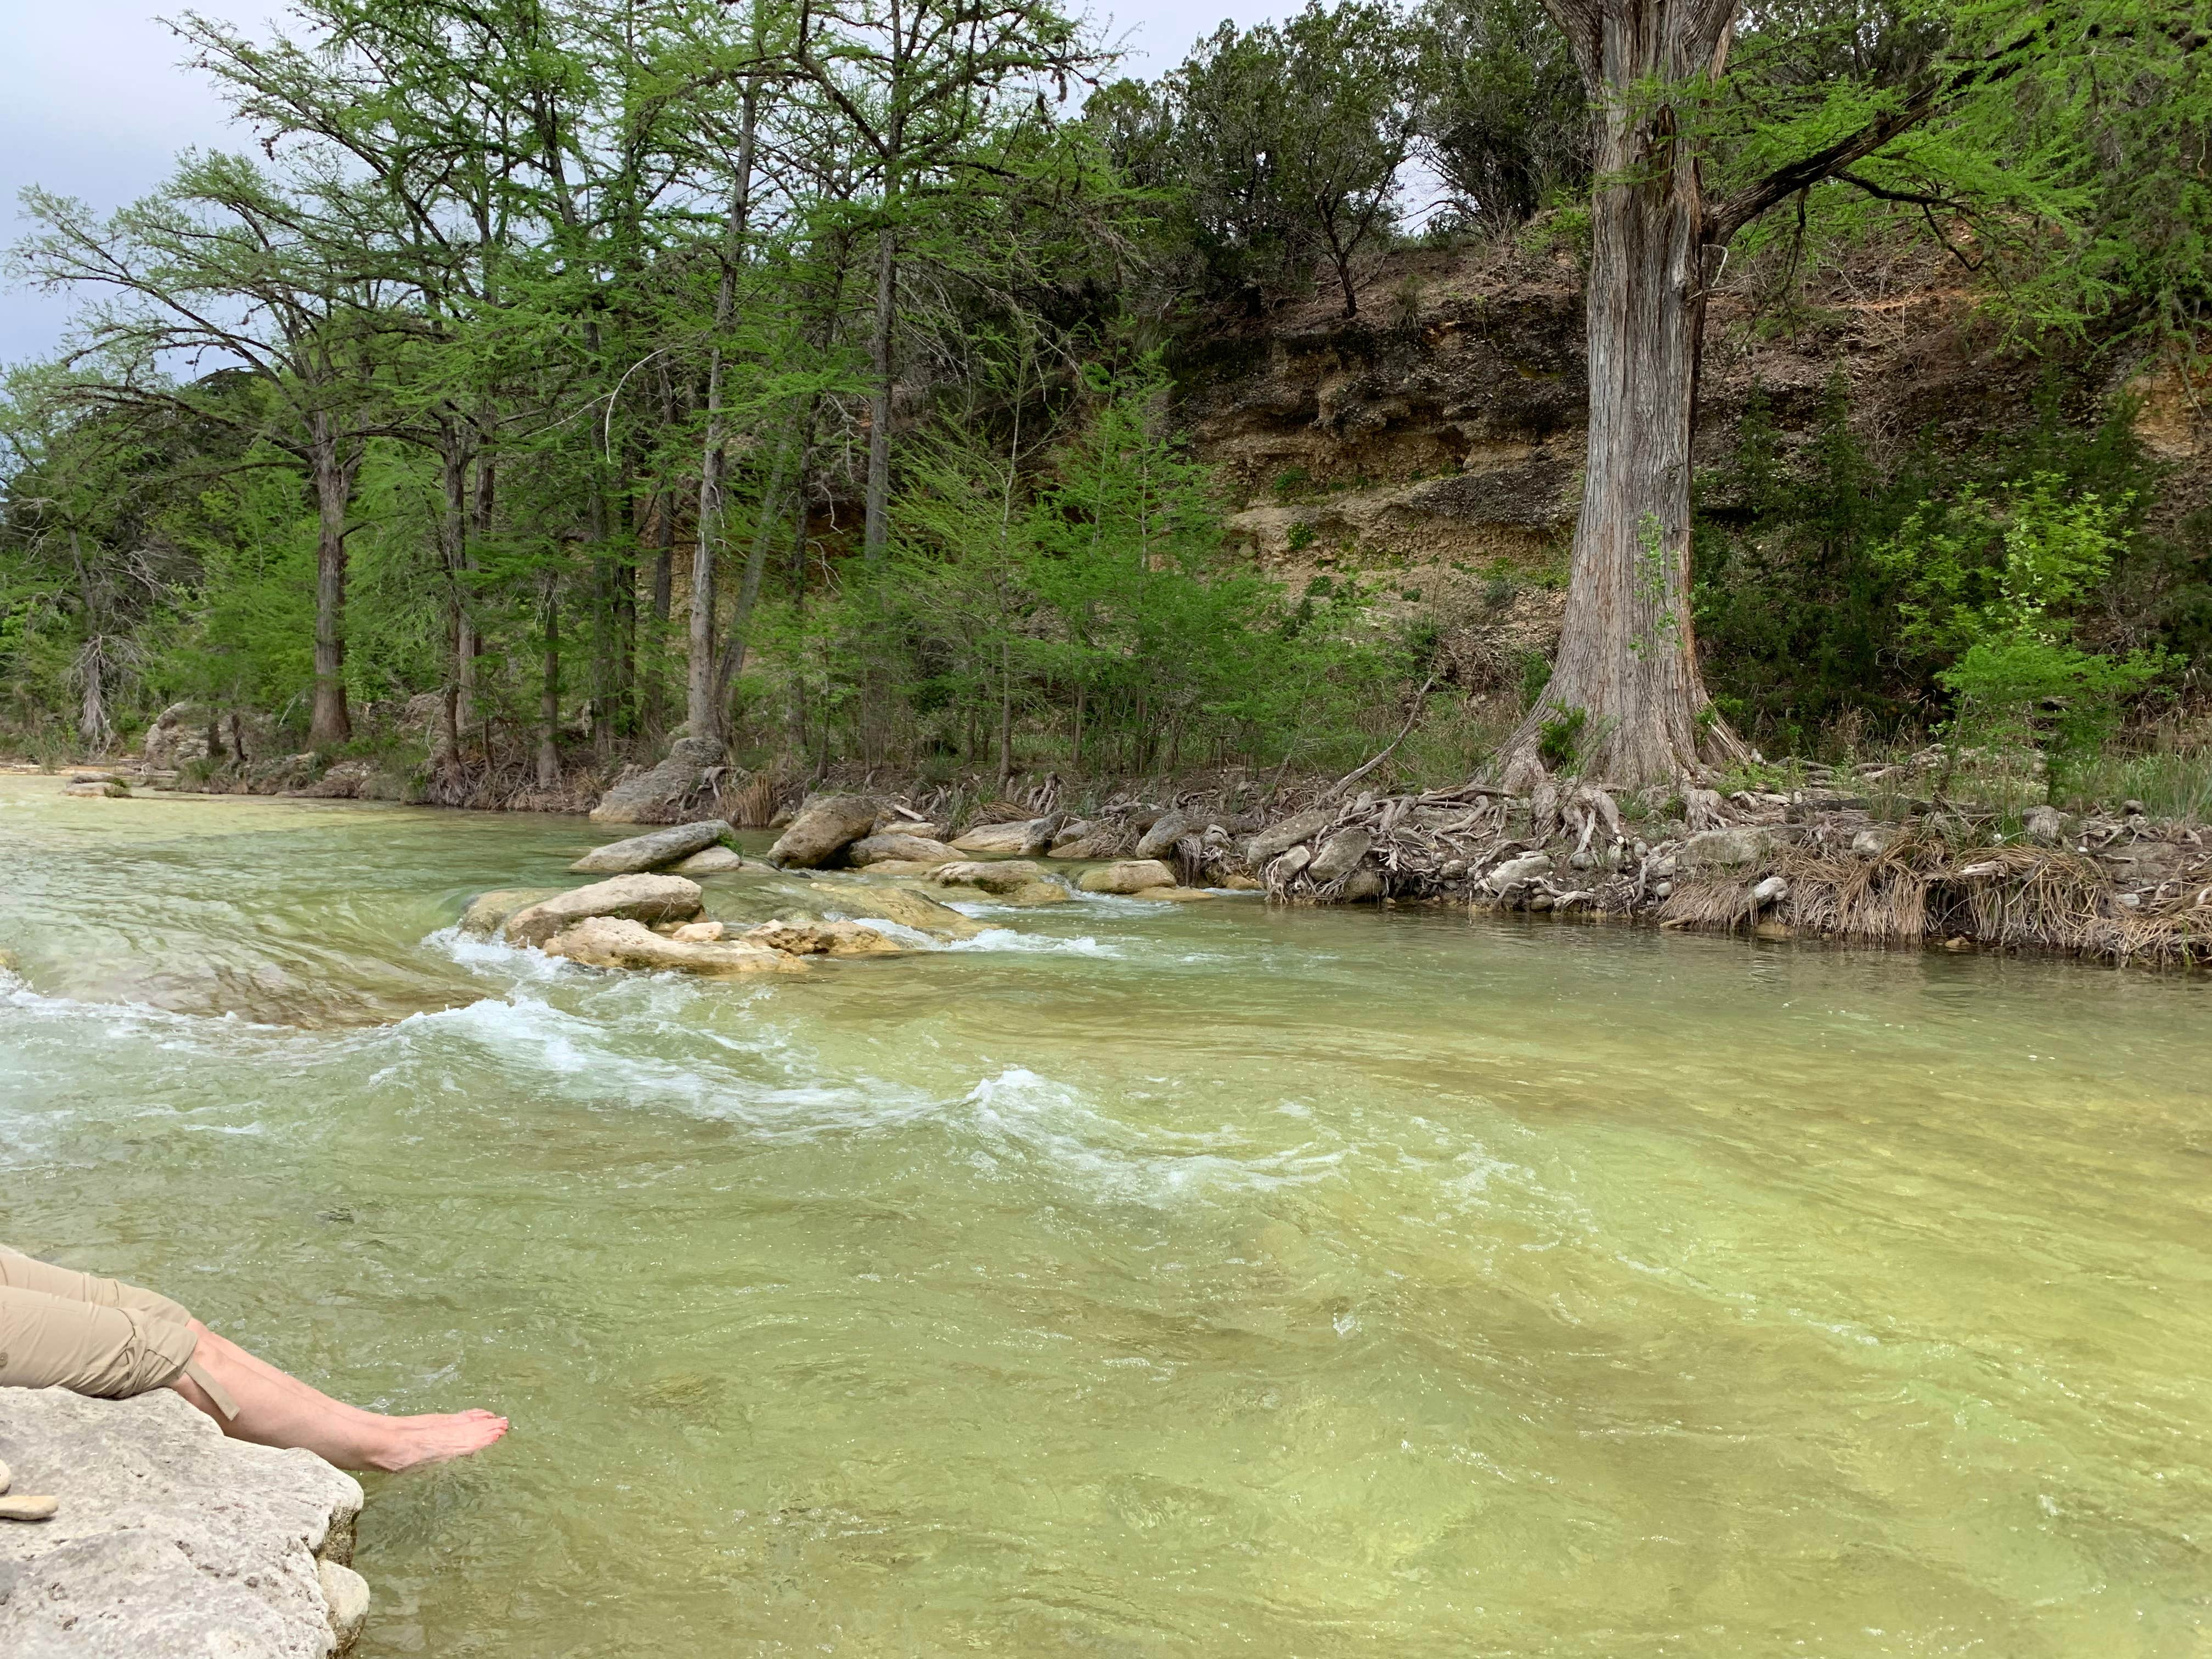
457, 798, 1260, 980
0, 1389, 368, 1658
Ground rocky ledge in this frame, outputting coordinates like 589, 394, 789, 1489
0, 1388, 368, 1658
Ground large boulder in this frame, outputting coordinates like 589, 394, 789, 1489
0, 1386, 368, 1657
1134, 811, 1197, 861
502, 874, 703, 948
929, 861, 1068, 904
1246, 808, 1336, 865
765, 795, 884, 868
544, 916, 805, 975
568, 819, 732, 874
1306, 828, 1374, 886
847, 832, 958, 867
589, 736, 723, 825
1077, 859, 1178, 895
947, 819, 1041, 855
458, 888, 565, 937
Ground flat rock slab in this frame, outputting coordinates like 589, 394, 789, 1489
569, 820, 732, 874
0, 1387, 366, 1658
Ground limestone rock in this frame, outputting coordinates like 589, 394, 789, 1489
929, 861, 1068, 903
457, 888, 565, 938
669, 921, 726, 942
543, 916, 805, 975
1339, 868, 1386, 901
1134, 812, 1196, 861
808, 881, 986, 940
1850, 829, 1892, 858
1043, 836, 1111, 860
1247, 808, 1336, 865
2023, 804, 2065, 847
0, 1387, 364, 1658
62, 781, 129, 799
1306, 828, 1374, 886
847, 833, 958, 867
1674, 827, 1781, 871
766, 795, 884, 868
947, 818, 1041, 855
569, 820, 732, 874
1482, 852, 1553, 893
1077, 859, 1178, 895
742, 920, 901, 957
1750, 876, 1790, 907
503, 875, 703, 948
589, 736, 723, 825
669, 846, 744, 874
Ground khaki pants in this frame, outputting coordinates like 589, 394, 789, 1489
0, 1244, 201, 1398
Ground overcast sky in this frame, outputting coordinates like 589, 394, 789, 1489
0, 1, 1284, 369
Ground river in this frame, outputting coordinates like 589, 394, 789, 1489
3, 775, 2209, 1655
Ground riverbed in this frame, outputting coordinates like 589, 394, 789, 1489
3, 775, 2209, 1655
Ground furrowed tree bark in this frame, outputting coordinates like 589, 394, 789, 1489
436, 432, 472, 775
1498, 0, 1753, 788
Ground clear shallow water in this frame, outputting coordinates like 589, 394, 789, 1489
3, 776, 2211, 1656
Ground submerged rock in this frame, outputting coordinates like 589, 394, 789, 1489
62, 781, 129, 799
669, 845, 744, 874
458, 888, 565, 937
544, 916, 805, 975
742, 919, 902, 957
1077, 859, 1177, 895
503, 874, 703, 948
765, 795, 883, 868
847, 832, 958, 867
929, 861, 1068, 904
0, 1387, 368, 1657
811, 881, 986, 939
568, 820, 732, 874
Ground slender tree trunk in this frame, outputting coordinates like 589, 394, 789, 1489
1504, 0, 1753, 788
687, 92, 760, 747
436, 434, 472, 774
307, 415, 358, 748
713, 417, 799, 706
863, 200, 898, 561
537, 568, 562, 790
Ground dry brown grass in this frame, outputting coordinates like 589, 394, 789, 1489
1658, 833, 2212, 968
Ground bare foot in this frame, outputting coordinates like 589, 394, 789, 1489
366, 1409, 510, 1472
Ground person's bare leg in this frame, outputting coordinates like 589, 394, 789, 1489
164, 1321, 507, 1472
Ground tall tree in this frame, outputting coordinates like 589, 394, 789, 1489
1502, 0, 2160, 786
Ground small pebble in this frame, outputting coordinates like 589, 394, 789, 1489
0, 1494, 58, 1522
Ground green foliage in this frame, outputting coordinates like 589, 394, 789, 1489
1876, 471, 2171, 791
1537, 704, 1584, 770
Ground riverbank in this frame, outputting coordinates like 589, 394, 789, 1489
17, 751, 2209, 972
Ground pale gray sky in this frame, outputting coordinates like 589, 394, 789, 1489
0, 1, 1284, 368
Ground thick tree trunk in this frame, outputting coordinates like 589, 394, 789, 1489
307, 416, 358, 748
1508, 0, 1754, 788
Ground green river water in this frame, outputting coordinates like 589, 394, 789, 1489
3, 775, 2211, 1655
